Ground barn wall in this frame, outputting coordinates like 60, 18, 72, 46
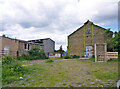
68, 22, 107, 57
0, 37, 2, 51
68, 26, 84, 56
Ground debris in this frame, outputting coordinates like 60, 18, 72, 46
117, 80, 120, 88
19, 77, 23, 79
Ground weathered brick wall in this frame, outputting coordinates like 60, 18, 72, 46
18, 42, 35, 56
68, 26, 84, 56
0, 37, 35, 57
1, 37, 19, 57
0, 37, 2, 51
68, 22, 107, 57
18, 42, 28, 56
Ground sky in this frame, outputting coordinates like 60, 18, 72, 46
0, 0, 119, 50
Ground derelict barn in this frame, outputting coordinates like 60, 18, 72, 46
68, 20, 110, 57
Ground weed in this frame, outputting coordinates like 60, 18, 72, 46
45, 59, 54, 63
107, 58, 118, 62
2, 56, 27, 85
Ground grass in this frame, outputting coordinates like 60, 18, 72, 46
3, 58, 118, 87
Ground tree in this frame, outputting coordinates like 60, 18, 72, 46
59, 45, 63, 58
112, 31, 120, 52
28, 45, 46, 59
104, 29, 114, 52
2, 34, 6, 37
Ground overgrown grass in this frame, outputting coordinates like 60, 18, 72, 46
2, 56, 28, 85
45, 59, 54, 63
94, 72, 118, 80
18, 54, 47, 61
107, 58, 118, 62
4, 58, 118, 87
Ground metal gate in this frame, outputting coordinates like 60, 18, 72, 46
94, 43, 107, 62
86, 46, 93, 57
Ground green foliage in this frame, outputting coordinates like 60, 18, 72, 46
2, 34, 6, 37
2, 56, 26, 85
29, 45, 46, 59
63, 55, 80, 59
112, 31, 120, 52
107, 58, 118, 62
18, 45, 47, 60
92, 55, 95, 58
104, 29, 113, 38
104, 29, 114, 52
45, 59, 54, 63
72, 55, 80, 58
18, 54, 40, 60
104, 31, 120, 52
64, 55, 71, 59
94, 72, 118, 79
89, 55, 95, 62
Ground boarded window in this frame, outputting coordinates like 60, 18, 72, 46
86, 29, 91, 34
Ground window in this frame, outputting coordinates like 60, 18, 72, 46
25, 44, 27, 49
86, 29, 91, 34
24, 44, 30, 50
28, 44, 30, 50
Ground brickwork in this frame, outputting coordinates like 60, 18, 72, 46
0, 36, 34, 57
68, 21, 108, 57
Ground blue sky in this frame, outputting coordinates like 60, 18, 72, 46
102, 23, 118, 32
0, 0, 119, 50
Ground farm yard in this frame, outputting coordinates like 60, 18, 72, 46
3, 58, 118, 87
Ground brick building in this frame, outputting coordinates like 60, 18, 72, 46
0, 36, 35, 57
0, 36, 55, 57
68, 20, 110, 57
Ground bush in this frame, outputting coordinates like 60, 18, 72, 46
92, 55, 95, 58
107, 58, 118, 62
18, 45, 47, 60
2, 56, 26, 85
72, 55, 80, 58
28, 45, 47, 59
64, 55, 71, 59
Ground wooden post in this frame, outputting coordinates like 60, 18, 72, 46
94, 44, 97, 62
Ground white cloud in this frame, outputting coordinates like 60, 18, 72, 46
0, 0, 119, 50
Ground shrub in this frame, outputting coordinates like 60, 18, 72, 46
28, 45, 47, 59
92, 55, 95, 58
89, 57, 95, 62
18, 45, 47, 60
72, 55, 80, 58
2, 56, 26, 85
107, 58, 118, 62
64, 55, 71, 59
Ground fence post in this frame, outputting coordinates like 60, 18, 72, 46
94, 44, 97, 62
